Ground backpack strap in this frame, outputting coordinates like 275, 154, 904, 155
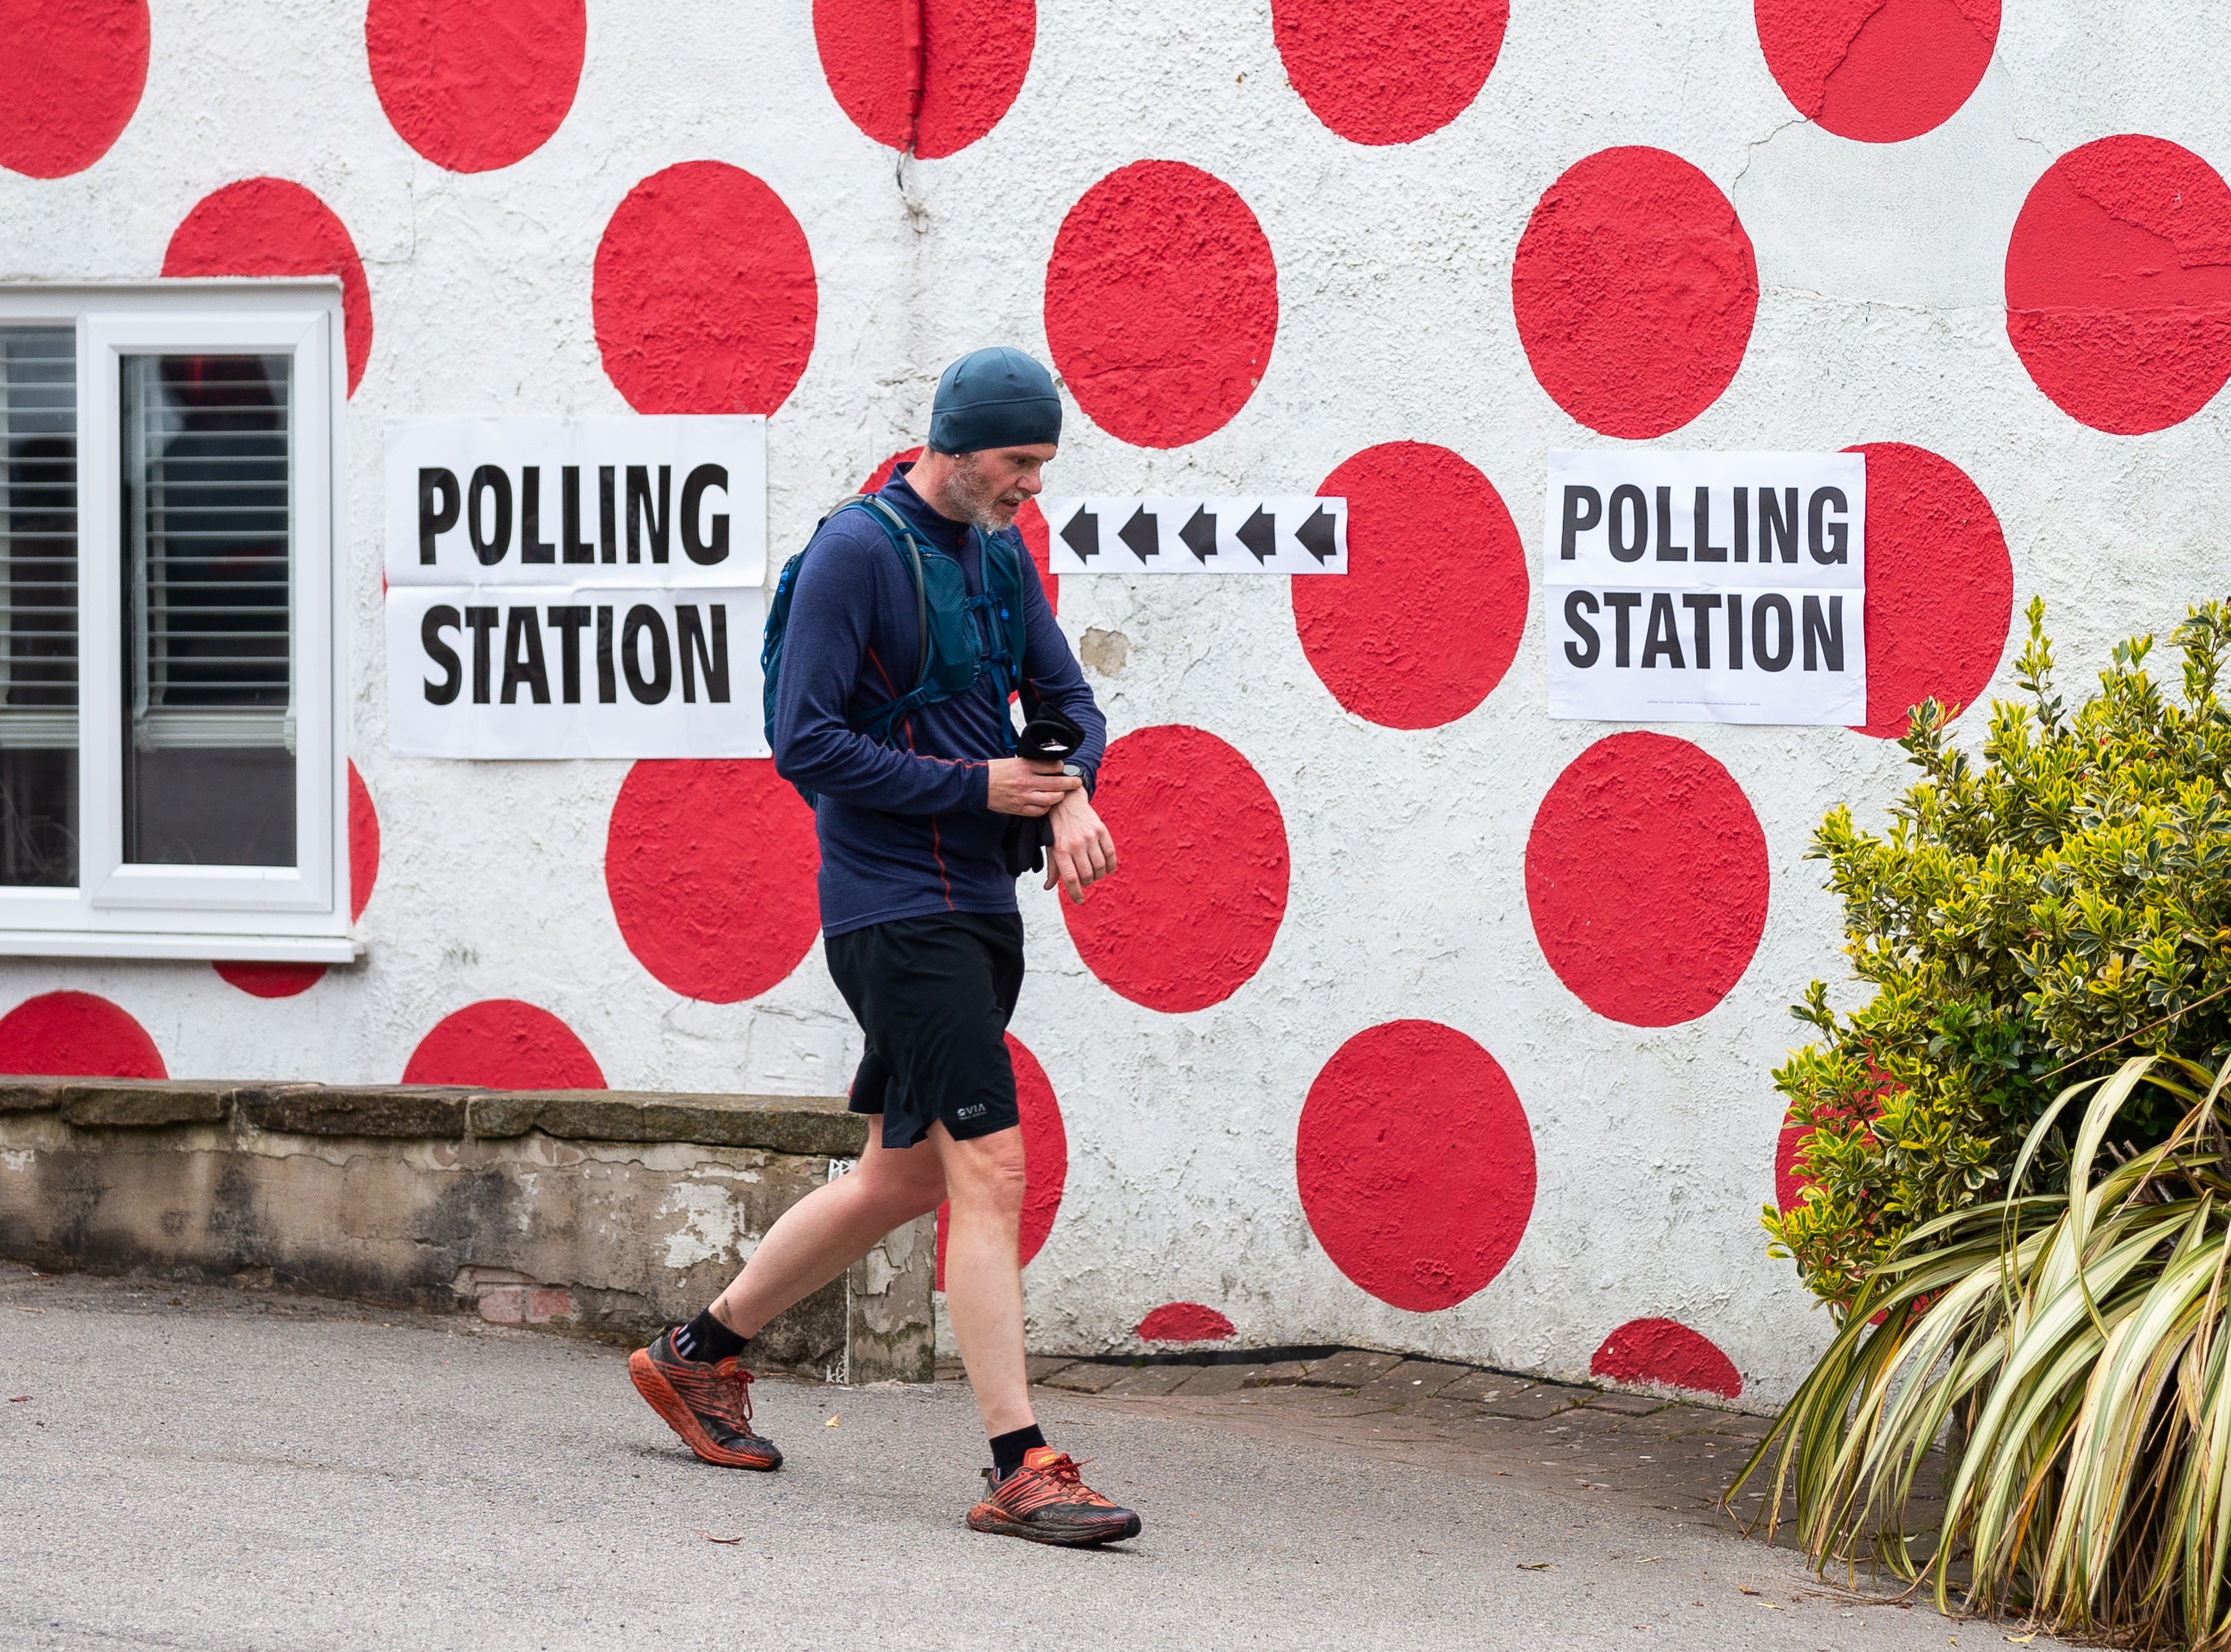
842, 495, 932, 691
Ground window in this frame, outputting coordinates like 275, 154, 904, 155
0, 284, 350, 960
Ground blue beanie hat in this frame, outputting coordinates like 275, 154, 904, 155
928, 347, 1063, 453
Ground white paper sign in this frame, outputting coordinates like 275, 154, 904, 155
1543, 450, 1866, 726
384, 417, 766, 758
1039, 496, 1346, 573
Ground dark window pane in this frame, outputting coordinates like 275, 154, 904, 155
0, 326, 78, 887
120, 353, 294, 868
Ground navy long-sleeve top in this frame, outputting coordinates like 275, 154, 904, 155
771, 466, 1106, 938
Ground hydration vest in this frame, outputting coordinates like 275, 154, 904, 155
761, 493, 1030, 805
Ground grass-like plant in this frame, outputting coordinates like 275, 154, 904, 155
1737, 1051, 2231, 1646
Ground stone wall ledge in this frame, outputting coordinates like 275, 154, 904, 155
0, 1077, 865, 1157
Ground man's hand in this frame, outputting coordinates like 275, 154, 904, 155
1044, 787, 1117, 902
985, 757, 1079, 817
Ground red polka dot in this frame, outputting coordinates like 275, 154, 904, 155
365, 0, 585, 173
402, 999, 604, 1088
1591, 1318, 1743, 1398
1292, 442, 1527, 728
0, 991, 163, 1079
0, 0, 147, 179
1775, 1108, 1809, 1214
213, 961, 326, 998
1511, 147, 1757, 440
857, 450, 1053, 614
1296, 1020, 1536, 1312
2005, 135, 2231, 435
1525, 734, 1769, 1027
1272, 0, 1505, 147
812, 0, 1033, 160
1062, 724, 1288, 1014
1015, 497, 1056, 618
935, 1033, 1067, 1288
858, 446, 923, 493
1044, 160, 1278, 449
1137, 1302, 1235, 1343
163, 179, 374, 396
1755, 0, 1997, 144
1848, 442, 2012, 739
348, 760, 381, 923
593, 163, 817, 416
605, 760, 821, 1004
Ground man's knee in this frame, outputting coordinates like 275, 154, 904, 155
945, 1128, 1027, 1216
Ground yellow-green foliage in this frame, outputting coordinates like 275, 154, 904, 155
1768, 598, 2231, 1308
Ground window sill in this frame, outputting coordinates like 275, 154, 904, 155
0, 931, 361, 963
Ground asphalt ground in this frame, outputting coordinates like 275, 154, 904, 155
0, 1264, 2068, 1651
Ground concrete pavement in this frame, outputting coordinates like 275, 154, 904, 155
1, 1265, 2061, 1651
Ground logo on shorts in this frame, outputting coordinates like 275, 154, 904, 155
956, 1104, 987, 1119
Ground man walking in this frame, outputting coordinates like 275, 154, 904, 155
627, 347, 1140, 1547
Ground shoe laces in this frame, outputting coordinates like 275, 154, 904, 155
702, 1356, 756, 1430
1003, 1452, 1115, 1508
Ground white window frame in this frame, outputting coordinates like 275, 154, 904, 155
0, 282, 353, 961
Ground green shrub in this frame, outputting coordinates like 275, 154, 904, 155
1767, 598, 2231, 1308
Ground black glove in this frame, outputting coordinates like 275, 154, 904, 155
1001, 709, 1087, 877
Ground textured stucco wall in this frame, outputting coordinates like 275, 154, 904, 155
2, 0, 2225, 1408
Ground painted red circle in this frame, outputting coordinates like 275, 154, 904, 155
348, 760, 381, 922
1044, 160, 1278, 449
0, 0, 147, 178
858, 446, 922, 493
858, 450, 1054, 613
593, 162, 817, 416
934, 1033, 1067, 1287
1511, 147, 1758, 440
213, 962, 326, 998
365, 0, 585, 173
1014, 497, 1056, 618
1525, 733, 1770, 1027
1775, 1107, 1810, 1214
163, 179, 374, 396
1297, 1020, 1536, 1312
402, 999, 605, 1088
1591, 1318, 1743, 1398
1272, 0, 1505, 147
605, 760, 821, 1004
1848, 441, 2012, 739
2005, 135, 2231, 435
1755, 0, 1997, 144
1137, 1302, 1235, 1343
1292, 442, 1527, 728
812, 0, 1033, 160
1061, 724, 1289, 1013
0, 991, 163, 1078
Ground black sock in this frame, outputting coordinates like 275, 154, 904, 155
672, 1307, 746, 1363
990, 1424, 1047, 1476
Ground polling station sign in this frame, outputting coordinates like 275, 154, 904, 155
1543, 450, 1866, 726
384, 417, 766, 758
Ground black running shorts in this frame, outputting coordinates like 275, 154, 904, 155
824, 911, 1025, 1149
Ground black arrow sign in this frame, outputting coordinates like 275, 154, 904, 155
1119, 505, 1158, 565
1060, 504, 1099, 562
1236, 504, 1278, 563
1180, 505, 1217, 562
1297, 503, 1339, 564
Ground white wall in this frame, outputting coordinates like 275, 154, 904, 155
3, 0, 2222, 1406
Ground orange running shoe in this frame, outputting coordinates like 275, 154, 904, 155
628, 1327, 782, 1470
966, 1447, 1142, 1546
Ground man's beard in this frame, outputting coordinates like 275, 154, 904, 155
945, 453, 1026, 532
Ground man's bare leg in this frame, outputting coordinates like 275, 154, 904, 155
929, 1122, 1033, 1436
708, 1122, 945, 1337
625, 1118, 940, 1471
